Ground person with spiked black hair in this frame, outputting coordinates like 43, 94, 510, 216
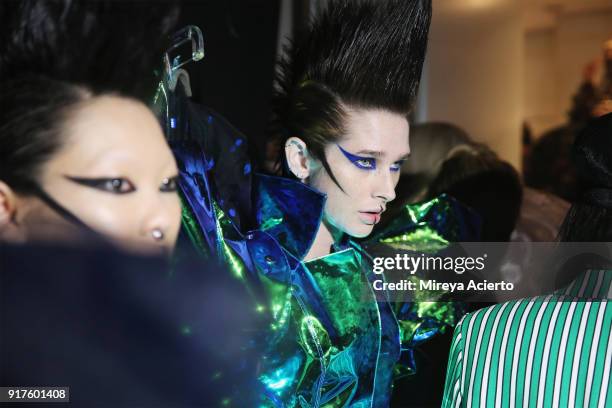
171, 0, 482, 406
271, 0, 429, 166
271, 0, 431, 256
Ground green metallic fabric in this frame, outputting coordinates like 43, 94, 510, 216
178, 174, 480, 406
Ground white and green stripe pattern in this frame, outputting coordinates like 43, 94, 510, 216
442, 270, 612, 407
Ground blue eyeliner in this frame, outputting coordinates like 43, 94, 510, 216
390, 159, 406, 172
337, 144, 376, 170
337, 144, 405, 172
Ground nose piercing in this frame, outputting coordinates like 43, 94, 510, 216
151, 228, 164, 241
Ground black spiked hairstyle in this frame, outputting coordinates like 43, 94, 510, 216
0, 0, 180, 101
270, 0, 432, 181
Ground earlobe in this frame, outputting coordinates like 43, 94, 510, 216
0, 181, 16, 222
284, 137, 311, 181
0, 181, 23, 242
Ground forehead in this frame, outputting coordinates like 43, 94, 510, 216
56, 95, 173, 171
340, 108, 410, 153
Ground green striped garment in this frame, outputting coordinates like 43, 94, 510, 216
443, 270, 611, 407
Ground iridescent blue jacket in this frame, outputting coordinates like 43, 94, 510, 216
172, 117, 481, 406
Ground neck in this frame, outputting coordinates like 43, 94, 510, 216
303, 218, 344, 261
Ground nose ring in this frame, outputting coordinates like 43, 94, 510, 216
151, 228, 164, 241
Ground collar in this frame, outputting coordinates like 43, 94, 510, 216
252, 173, 326, 260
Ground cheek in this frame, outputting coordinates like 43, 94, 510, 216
316, 176, 376, 236
20, 198, 76, 241
309, 169, 350, 222
311, 157, 362, 197
165, 195, 182, 244
82, 193, 182, 252
75, 195, 138, 237
393, 172, 401, 187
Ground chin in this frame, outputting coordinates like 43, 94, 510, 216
345, 223, 374, 239
114, 238, 171, 257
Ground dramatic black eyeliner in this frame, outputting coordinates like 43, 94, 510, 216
64, 175, 136, 194
160, 175, 179, 192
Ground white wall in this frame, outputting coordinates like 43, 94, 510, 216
422, 4, 524, 169
524, 10, 612, 137
524, 29, 562, 136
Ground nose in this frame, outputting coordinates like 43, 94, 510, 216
139, 194, 177, 246
372, 169, 397, 204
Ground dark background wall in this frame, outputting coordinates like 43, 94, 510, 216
176, 0, 282, 168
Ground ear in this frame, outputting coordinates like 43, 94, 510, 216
0, 180, 25, 243
284, 137, 312, 182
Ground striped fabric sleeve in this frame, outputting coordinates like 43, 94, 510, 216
442, 314, 467, 408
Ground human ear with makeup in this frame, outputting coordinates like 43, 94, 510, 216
284, 137, 320, 183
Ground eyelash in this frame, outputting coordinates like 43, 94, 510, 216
390, 161, 405, 172
101, 178, 135, 194
337, 144, 405, 173
353, 159, 405, 172
354, 158, 376, 170
66, 176, 179, 194
160, 176, 179, 192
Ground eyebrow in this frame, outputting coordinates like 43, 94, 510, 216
354, 150, 412, 161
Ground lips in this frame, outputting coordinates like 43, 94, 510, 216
358, 207, 383, 225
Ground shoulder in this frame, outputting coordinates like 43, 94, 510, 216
457, 295, 559, 336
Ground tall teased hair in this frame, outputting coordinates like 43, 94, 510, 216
0, 0, 180, 101
277, 0, 431, 114
270, 0, 432, 177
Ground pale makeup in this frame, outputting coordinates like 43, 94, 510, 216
301, 108, 410, 259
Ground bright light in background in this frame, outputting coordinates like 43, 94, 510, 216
464, 0, 501, 9
435, 0, 514, 13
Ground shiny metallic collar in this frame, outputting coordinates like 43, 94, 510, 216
252, 173, 327, 260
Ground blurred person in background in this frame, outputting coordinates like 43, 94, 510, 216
392, 121, 472, 205
385, 123, 522, 243
571, 38, 612, 124
525, 37, 612, 202
426, 143, 522, 243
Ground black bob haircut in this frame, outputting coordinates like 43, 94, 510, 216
270, 0, 432, 181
